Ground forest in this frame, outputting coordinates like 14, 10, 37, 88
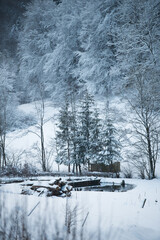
0, 0, 160, 179
0, 1, 160, 240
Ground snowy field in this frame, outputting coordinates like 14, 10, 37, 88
0, 177, 160, 240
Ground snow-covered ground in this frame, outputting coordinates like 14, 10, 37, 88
0, 177, 160, 240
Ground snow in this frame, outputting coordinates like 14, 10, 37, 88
0, 177, 160, 240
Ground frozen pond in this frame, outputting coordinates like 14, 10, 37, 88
0, 177, 135, 196
73, 182, 135, 192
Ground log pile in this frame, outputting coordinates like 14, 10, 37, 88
22, 178, 72, 197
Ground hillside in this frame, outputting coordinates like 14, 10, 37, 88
4, 97, 160, 177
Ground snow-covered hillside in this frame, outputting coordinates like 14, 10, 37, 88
6, 100, 61, 171
5, 97, 160, 177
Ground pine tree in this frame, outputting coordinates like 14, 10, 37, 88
78, 89, 98, 170
90, 108, 102, 162
56, 93, 86, 175
55, 90, 122, 174
100, 118, 121, 167
56, 98, 72, 172
69, 94, 82, 174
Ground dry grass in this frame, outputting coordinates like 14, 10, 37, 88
0, 195, 93, 240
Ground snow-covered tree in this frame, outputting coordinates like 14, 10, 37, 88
75, 0, 118, 96
34, 92, 47, 172
0, 58, 17, 168
111, 0, 160, 178
101, 118, 121, 166
90, 108, 102, 162
18, 0, 85, 102
128, 72, 160, 179
78, 90, 103, 170
44, 0, 85, 100
56, 98, 72, 172
18, 0, 58, 102
69, 94, 82, 174
78, 90, 95, 169
55, 90, 103, 173
113, 0, 160, 89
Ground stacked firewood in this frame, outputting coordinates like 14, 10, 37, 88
22, 178, 72, 197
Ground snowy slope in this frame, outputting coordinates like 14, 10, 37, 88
5, 97, 160, 176
6, 100, 63, 171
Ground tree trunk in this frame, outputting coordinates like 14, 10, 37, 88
58, 164, 60, 172
68, 164, 70, 173
72, 164, 75, 173
146, 126, 154, 179
0, 147, 1, 169
67, 140, 70, 172
1, 140, 6, 168
78, 164, 82, 175
41, 124, 46, 171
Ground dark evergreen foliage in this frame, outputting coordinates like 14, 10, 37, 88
55, 90, 121, 173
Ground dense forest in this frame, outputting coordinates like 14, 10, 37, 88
0, 0, 160, 179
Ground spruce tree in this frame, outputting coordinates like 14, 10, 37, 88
55, 98, 72, 172
69, 94, 82, 174
90, 108, 102, 163
100, 118, 121, 166
78, 89, 97, 170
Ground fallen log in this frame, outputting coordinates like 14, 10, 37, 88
68, 179, 100, 188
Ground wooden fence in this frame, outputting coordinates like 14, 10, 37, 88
89, 162, 120, 173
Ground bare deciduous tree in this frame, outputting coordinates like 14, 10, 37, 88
28, 81, 49, 171
128, 72, 160, 179
0, 59, 16, 169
